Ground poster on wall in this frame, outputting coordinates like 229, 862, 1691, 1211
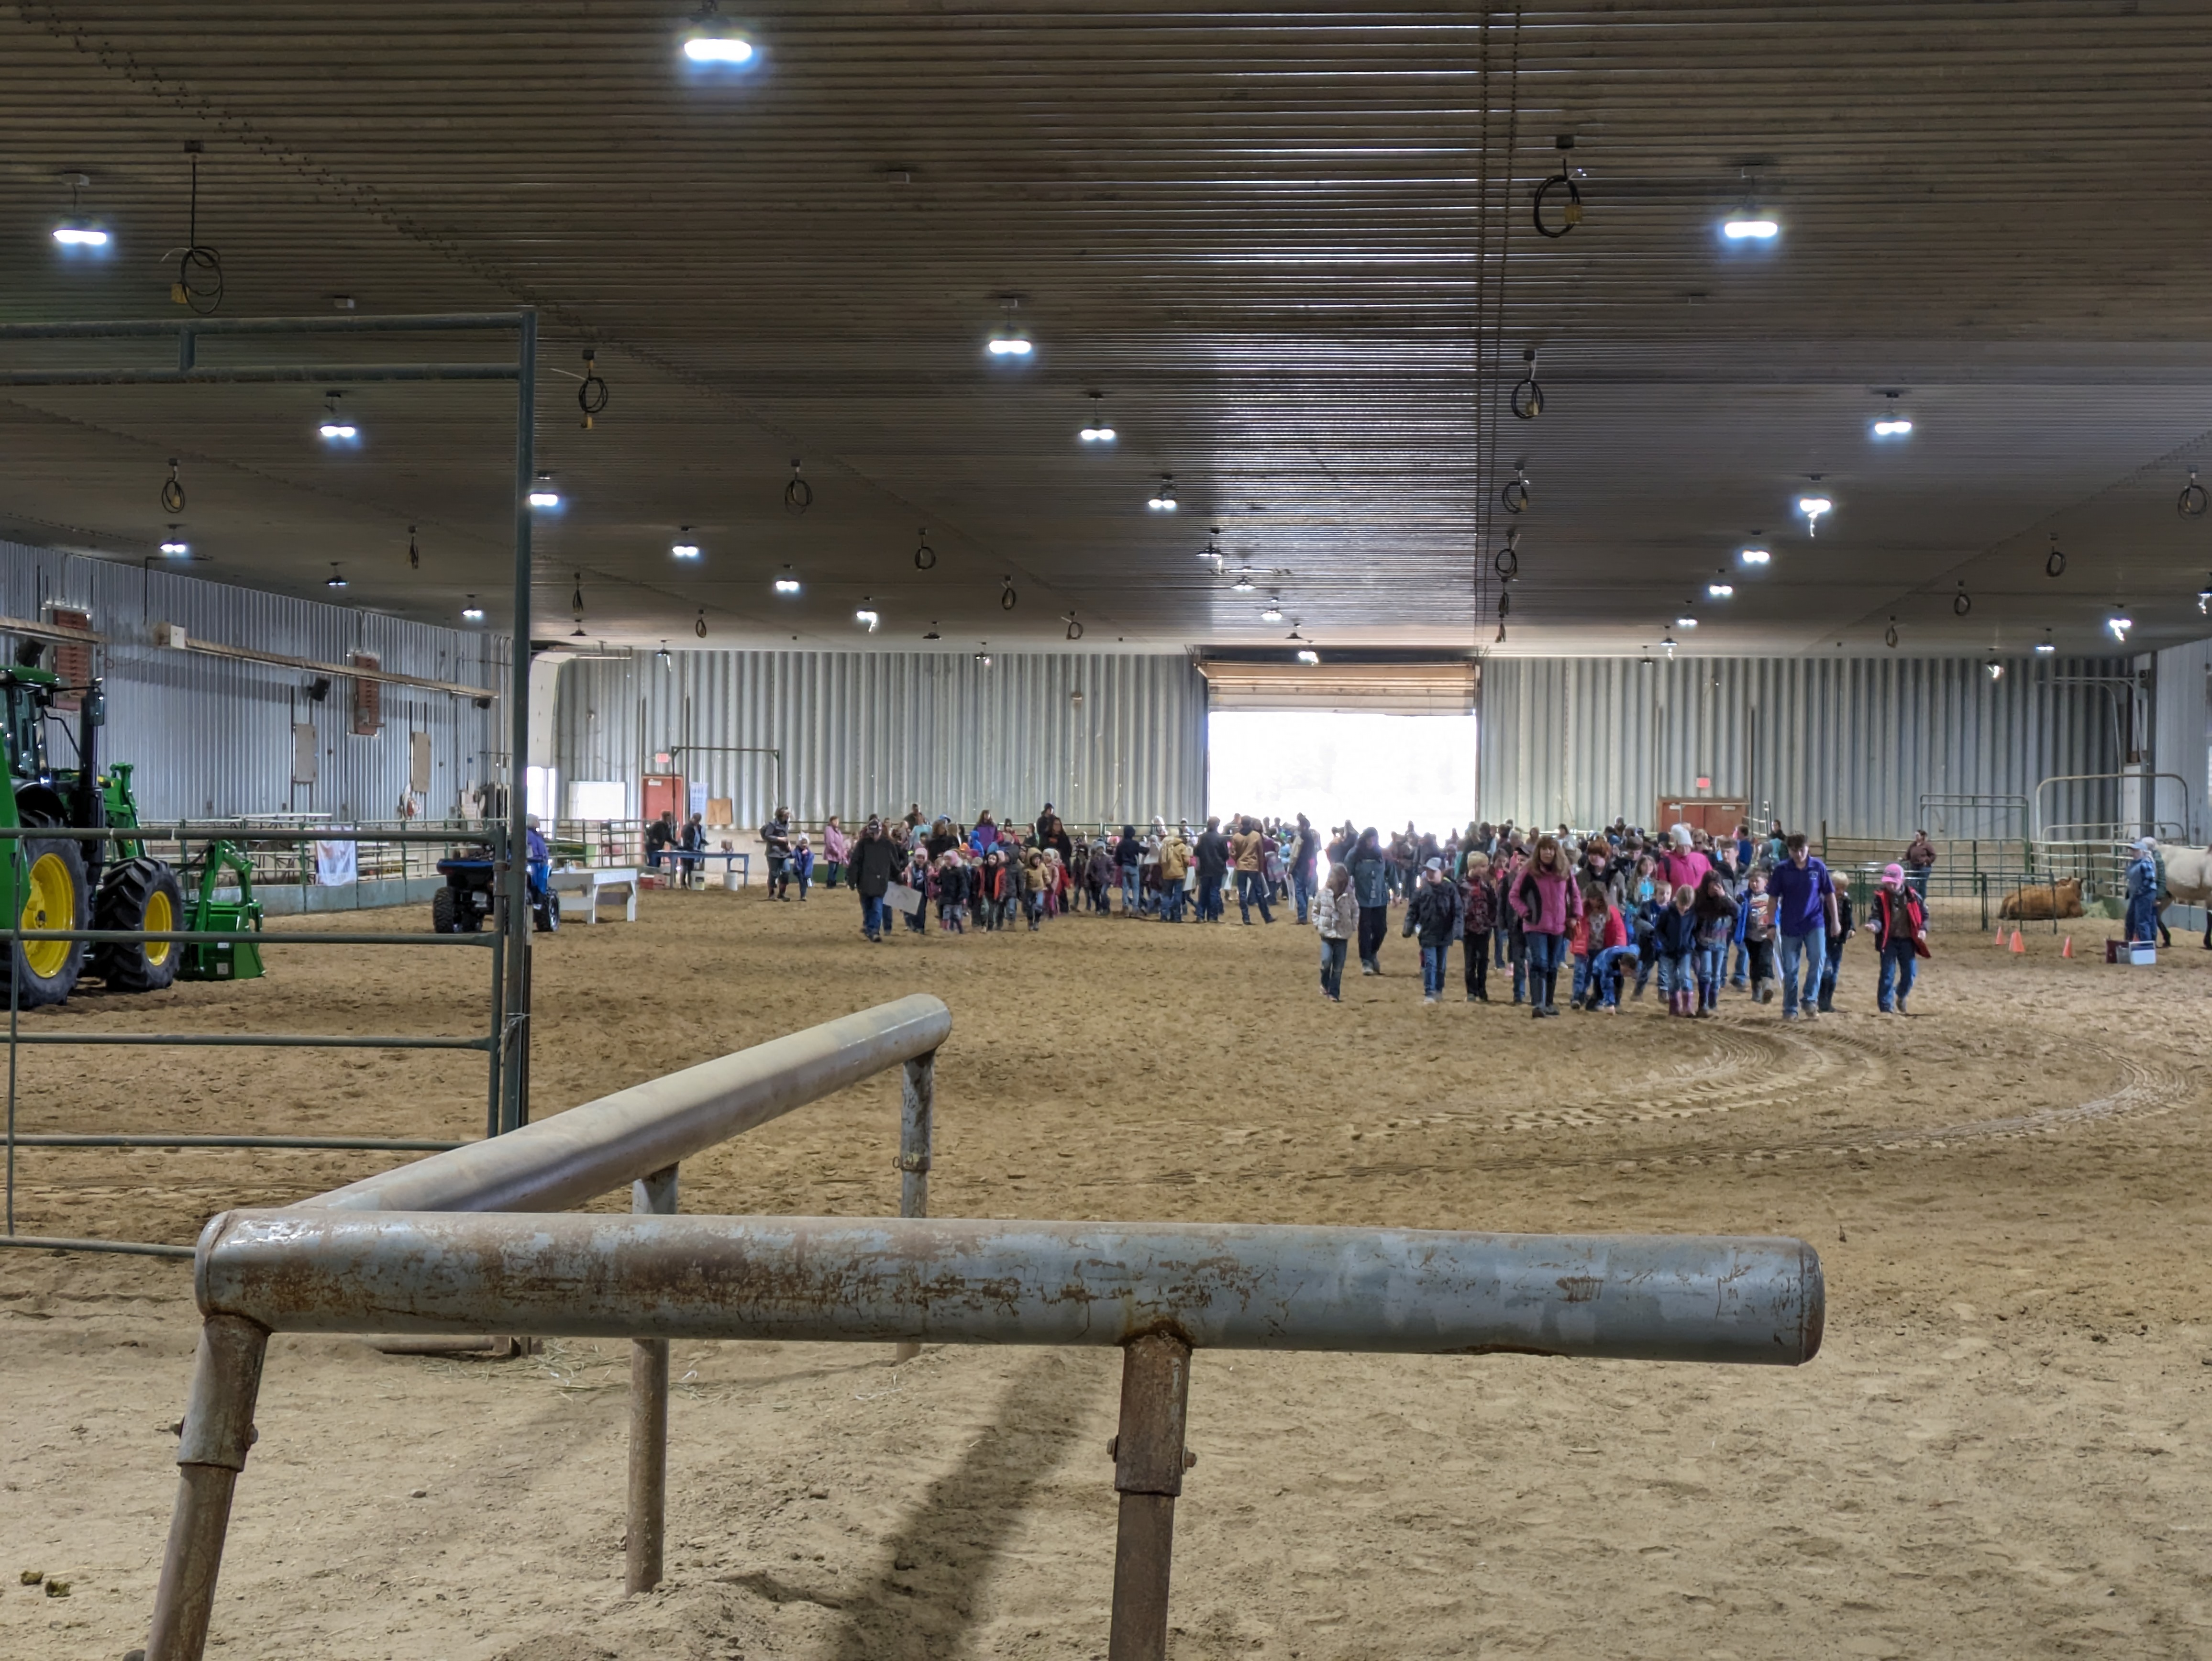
314, 834, 357, 886
351, 653, 382, 736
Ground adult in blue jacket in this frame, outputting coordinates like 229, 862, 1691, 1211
1767, 832, 1839, 1021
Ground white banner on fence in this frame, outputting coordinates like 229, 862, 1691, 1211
314, 836, 358, 887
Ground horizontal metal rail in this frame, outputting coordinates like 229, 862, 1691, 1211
196, 1212, 1824, 1366
0, 824, 504, 843
5, 1032, 490, 1050
3, 930, 495, 946
0, 1234, 195, 1260
303, 993, 953, 1215
15, 1134, 467, 1152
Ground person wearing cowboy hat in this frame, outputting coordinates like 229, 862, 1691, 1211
2124, 837, 2163, 949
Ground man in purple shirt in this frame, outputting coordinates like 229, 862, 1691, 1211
1767, 832, 1839, 1020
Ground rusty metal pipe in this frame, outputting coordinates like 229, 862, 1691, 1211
1108, 1333, 1193, 1661
299, 995, 951, 1215
145, 1314, 268, 1661
195, 1213, 1824, 1365
626, 1164, 678, 1595
893, 1050, 934, 1365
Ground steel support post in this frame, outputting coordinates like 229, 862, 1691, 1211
1107, 1332, 1194, 1661
145, 1314, 269, 1661
893, 1049, 935, 1364
500, 309, 536, 1139
626, 1163, 679, 1594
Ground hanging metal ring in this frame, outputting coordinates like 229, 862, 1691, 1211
1493, 543, 1519, 580
2045, 540, 2067, 578
2179, 469, 2208, 520
577, 352, 609, 420
1000, 578, 1018, 611
1064, 613, 1084, 641
1532, 172, 1582, 239
1511, 376, 1544, 421
913, 529, 936, 571
160, 460, 186, 514
694, 610, 708, 639
1501, 475, 1532, 514
1953, 587, 1972, 617
784, 461, 812, 513
1884, 620, 1900, 648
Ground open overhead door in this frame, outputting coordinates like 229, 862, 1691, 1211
1194, 659, 1478, 715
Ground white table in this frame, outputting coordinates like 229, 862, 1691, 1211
551, 865, 640, 923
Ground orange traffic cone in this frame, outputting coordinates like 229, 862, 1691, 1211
2062, 934, 2074, 959
2010, 930, 2025, 954
1994, 926, 2005, 946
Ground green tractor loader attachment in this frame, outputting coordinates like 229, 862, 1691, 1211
179, 840, 265, 982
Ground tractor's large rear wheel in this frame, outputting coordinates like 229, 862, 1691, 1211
431, 884, 462, 933
93, 856, 186, 993
6, 836, 86, 1007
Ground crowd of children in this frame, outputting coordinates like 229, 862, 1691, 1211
816, 804, 1934, 1017
1313, 817, 1931, 1020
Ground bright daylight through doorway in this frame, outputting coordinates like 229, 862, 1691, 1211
1206, 710, 1479, 834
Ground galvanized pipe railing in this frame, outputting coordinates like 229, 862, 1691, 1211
144, 996, 950, 1661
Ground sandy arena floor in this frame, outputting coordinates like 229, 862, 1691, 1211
5, 886, 2212, 1660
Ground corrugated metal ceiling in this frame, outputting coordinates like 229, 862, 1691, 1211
3, 3, 2212, 658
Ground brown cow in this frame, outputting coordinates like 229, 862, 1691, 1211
1997, 877, 2083, 920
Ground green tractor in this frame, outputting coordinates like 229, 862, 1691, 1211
0, 663, 189, 1007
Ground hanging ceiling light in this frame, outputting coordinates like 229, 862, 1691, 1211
1796, 493, 1832, 534
1147, 474, 1177, 511
773, 565, 801, 596
1260, 602, 1283, 622
671, 528, 701, 560
1231, 571, 1256, 593
317, 391, 357, 443
159, 528, 189, 557
1675, 615, 1699, 629
2035, 631, 2057, 655
528, 473, 561, 509
1739, 546, 1771, 565
1721, 171, 1780, 241
855, 602, 881, 632
1661, 635, 1677, 659
1079, 392, 1116, 443
2107, 613, 2133, 642
1871, 391, 1912, 438
655, 641, 673, 669
1199, 527, 1222, 561
680, 0, 755, 64
1707, 583, 1733, 599
986, 298, 1033, 358
325, 564, 348, 589
2199, 576, 2212, 616
461, 597, 485, 622
1985, 659, 2003, 681
50, 172, 108, 251
1296, 649, 1320, 665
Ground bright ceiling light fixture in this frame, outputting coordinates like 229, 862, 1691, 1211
158, 531, 189, 556
2107, 613, 2133, 642
1797, 494, 1832, 535
1872, 416, 1913, 437
1260, 603, 1283, 622
773, 576, 801, 595
1296, 649, 1320, 665
855, 603, 880, 632
1722, 215, 1779, 241
461, 597, 486, 622
316, 391, 357, 443
680, 0, 755, 64
1148, 474, 1177, 511
527, 473, 560, 509
671, 528, 701, 560
1231, 572, 1255, 593
1676, 615, 1699, 629
1079, 391, 1116, 443
986, 298, 1033, 358
51, 173, 108, 250
1985, 659, 2004, 681
2035, 632, 2057, 655
1707, 583, 1734, 599
325, 564, 348, 589
1739, 546, 1771, 565
1661, 634, 1677, 659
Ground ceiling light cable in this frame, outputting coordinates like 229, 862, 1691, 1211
2180, 468, 2208, 520
1501, 466, 1532, 514
1531, 135, 1582, 239
160, 458, 186, 514
169, 142, 222, 315
578, 351, 608, 429
1493, 528, 1520, 581
784, 459, 812, 514
1511, 347, 1544, 420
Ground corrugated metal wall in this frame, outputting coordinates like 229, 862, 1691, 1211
2153, 638, 2212, 843
554, 649, 1208, 828
0, 539, 504, 820
1478, 654, 2126, 841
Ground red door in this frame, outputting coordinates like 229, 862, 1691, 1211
641, 773, 685, 824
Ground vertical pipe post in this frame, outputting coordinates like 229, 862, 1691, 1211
893, 1049, 934, 1364
145, 1314, 269, 1661
483, 851, 504, 1142
501, 309, 536, 1138
625, 1162, 678, 1595
1106, 1331, 1194, 1661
